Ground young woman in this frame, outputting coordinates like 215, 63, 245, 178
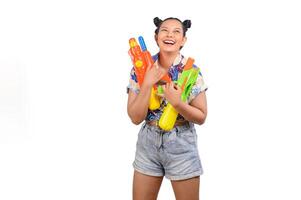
127, 17, 208, 200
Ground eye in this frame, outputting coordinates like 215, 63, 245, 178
160, 28, 168, 32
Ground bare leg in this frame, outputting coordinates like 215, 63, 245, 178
133, 170, 164, 200
171, 176, 200, 200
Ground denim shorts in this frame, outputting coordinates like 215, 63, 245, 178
133, 122, 203, 181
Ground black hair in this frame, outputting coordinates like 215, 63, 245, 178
153, 17, 191, 36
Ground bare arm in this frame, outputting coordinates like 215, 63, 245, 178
127, 65, 164, 125
174, 91, 207, 125
163, 82, 207, 125
127, 84, 152, 125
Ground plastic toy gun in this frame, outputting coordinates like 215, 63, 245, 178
158, 57, 200, 131
128, 37, 147, 86
128, 36, 170, 110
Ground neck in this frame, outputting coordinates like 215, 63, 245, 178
158, 51, 180, 69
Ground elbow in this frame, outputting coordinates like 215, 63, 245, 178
195, 113, 207, 125
194, 118, 205, 126
130, 116, 144, 125
131, 119, 143, 125
128, 112, 144, 125
196, 118, 206, 125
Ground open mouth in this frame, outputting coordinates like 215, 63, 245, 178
163, 40, 175, 45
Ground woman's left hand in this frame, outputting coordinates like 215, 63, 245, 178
162, 82, 182, 107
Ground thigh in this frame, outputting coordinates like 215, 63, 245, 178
171, 176, 200, 200
133, 170, 164, 200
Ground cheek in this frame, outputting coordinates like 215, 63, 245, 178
175, 39, 183, 46
157, 37, 165, 46
176, 35, 184, 41
157, 34, 165, 41
178, 37, 186, 45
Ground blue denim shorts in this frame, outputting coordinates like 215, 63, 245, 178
133, 122, 203, 181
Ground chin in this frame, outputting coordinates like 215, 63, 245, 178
160, 47, 179, 53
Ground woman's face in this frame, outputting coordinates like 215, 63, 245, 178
155, 19, 187, 53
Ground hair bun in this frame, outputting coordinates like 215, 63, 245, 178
153, 17, 163, 27
183, 20, 191, 29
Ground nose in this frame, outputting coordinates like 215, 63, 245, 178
167, 31, 174, 37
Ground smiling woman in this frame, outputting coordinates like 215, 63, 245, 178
154, 17, 191, 51
127, 17, 208, 200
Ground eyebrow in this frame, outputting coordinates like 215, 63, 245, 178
160, 26, 182, 31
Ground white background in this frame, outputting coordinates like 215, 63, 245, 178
1, 0, 301, 199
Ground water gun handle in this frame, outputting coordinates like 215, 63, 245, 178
158, 104, 178, 131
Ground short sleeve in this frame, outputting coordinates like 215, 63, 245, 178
126, 67, 140, 94
188, 70, 208, 103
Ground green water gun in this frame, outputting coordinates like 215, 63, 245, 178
158, 57, 200, 131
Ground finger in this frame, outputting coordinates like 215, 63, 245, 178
153, 62, 159, 69
169, 82, 176, 91
156, 70, 163, 80
165, 83, 170, 90
146, 63, 152, 71
156, 68, 163, 78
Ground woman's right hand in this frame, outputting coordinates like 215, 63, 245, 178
142, 63, 165, 88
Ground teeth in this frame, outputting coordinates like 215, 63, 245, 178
163, 40, 175, 45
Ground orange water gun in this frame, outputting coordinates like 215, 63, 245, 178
128, 38, 146, 86
137, 37, 171, 84
128, 36, 163, 110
